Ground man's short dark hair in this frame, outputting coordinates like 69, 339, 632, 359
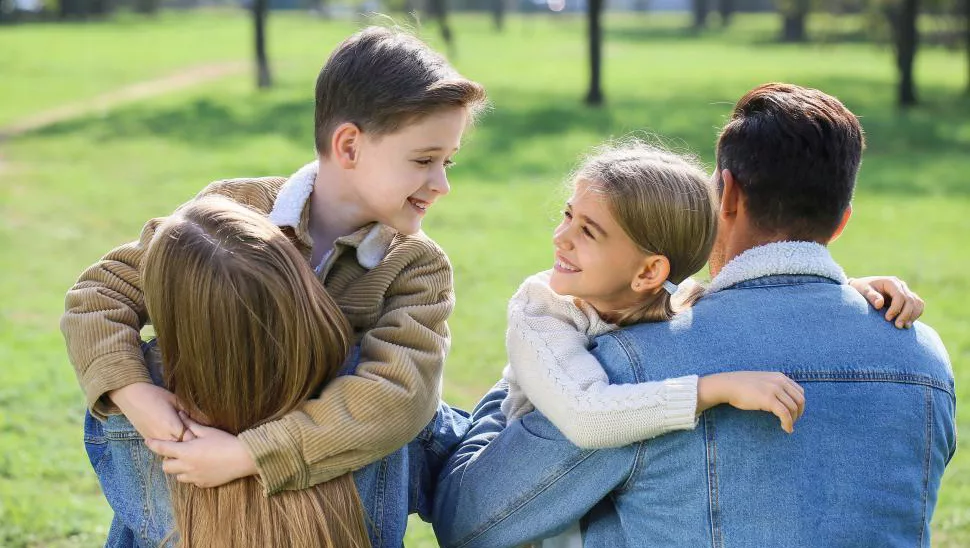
716, 83, 865, 242
314, 27, 487, 155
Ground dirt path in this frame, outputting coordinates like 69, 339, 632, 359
0, 61, 247, 142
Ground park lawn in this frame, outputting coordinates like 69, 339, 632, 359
1, 10, 968, 547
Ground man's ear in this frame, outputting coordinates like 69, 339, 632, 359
330, 122, 362, 169
719, 169, 741, 221
631, 255, 671, 295
828, 203, 853, 243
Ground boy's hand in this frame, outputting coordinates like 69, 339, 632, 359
697, 372, 805, 434
848, 276, 924, 329
145, 413, 258, 488
109, 382, 186, 441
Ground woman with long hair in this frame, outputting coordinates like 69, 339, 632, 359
142, 196, 369, 547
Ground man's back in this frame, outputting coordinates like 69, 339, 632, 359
590, 272, 955, 547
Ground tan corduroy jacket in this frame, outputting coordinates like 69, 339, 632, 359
61, 169, 453, 495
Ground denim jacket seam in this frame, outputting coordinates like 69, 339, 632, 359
454, 450, 601, 548
919, 386, 933, 547
616, 442, 646, 493
704, 412, 722, 548
786, 372, 954, 397
607, 331, 644, 384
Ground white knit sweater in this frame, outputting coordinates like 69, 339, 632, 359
501, 271, 699, 450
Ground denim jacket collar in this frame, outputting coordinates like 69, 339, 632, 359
707, 241, 847, 295
267, 161, 396, 270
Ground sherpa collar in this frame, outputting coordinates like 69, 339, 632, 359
707, 241, 847, 294
267, 161, 396, 270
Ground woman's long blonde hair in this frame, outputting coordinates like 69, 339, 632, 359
143, 197, 370, 548
574, 141, 718, 326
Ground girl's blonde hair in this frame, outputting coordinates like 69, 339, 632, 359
574, 141, 718, 326
143, 197, 370, 548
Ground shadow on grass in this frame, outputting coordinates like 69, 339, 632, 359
24, 78, 970, 196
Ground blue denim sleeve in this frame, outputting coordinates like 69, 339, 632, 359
432, 376, 638, 548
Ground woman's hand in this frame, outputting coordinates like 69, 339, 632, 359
848, 276, 924, 329
697, 372, 805, 434
109, 382, 186, 442
145, 412, 258, 488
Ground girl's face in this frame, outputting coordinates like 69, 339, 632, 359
549, 179, 649, 317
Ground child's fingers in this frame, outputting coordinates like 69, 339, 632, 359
145, 438, 183, 459
781, 382, 806, 421
885, 290, 906, 322
861, 286, 884, 310
161, 457, 190, 476
776, 391, 800, 427
770, 399, 794, 434
895, 299, 917, 329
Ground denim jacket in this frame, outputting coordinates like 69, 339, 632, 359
82, 342, 470, 548
434, 242, 956, 548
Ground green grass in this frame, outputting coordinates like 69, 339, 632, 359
1, 9, 968, 547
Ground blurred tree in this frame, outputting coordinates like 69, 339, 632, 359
780, 0, 811, 41
428, 0, 455, 53
492, 0, 504, 31
885, 0, 920, 106
965, 0, 969, 94
587, 0, 604, 105
253, 0, 272, 88
720, 0, 735, 26
694, 0, 711, 29
134, 0, 157, 14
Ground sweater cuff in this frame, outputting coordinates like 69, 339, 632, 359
238, 419, 310, 496
662, 375, 700, 431
82, 350, 154, 420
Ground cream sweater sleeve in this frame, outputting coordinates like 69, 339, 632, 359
503, 271, 699, 449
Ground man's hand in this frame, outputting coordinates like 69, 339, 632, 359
109, 382, 186, 441
145, 413, 258, 488
697, 372, 806, 434
849, 276, 925, 329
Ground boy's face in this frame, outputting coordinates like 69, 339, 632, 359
354, 108, 468, 235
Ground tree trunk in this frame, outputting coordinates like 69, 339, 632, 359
890, 0, 919, 107
492, 0, 504, 32
965, 0, 969, 95
429, 0, 454, 52
59, 0, 87, 19
134, 0, 157, 14
692, 0, 709, 30
780, 0, 809, 42
586, 0, 604, 106
253, 0, 272, 89
719, 0, 733, 27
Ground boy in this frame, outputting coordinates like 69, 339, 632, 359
63, 26, 487, 505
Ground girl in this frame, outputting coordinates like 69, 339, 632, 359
500, 141, 922, 547
141, 197, 369, 547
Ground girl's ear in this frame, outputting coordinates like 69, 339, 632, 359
631, 255, 671, 295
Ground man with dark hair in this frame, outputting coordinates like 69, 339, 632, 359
433, 83, 955, 548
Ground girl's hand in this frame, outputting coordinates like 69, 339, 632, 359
697, 372, 805, 434
109, 382, 186, 442
145, 412, 257, 488
848, 276, 924, 329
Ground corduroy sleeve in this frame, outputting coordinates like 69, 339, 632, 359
238, 241, 453, 495
60, 178, 281, 419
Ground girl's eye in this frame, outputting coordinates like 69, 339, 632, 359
562, 210, 573, 220
444, 160, 456, 169
582, 226, 594, 239
414, 159, 433, 166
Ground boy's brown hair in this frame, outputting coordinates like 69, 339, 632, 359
314, 26, 488, 155
715, 83, 865, 242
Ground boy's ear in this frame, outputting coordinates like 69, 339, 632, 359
631, 255, 671, 295
331, 122, 362, 169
